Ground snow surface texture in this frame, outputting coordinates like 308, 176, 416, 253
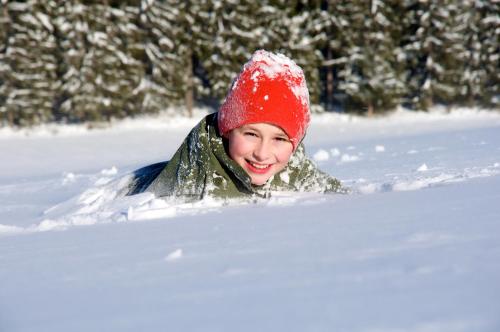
1, 107, 500, 332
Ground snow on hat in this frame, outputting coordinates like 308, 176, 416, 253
218, 50, 310, 150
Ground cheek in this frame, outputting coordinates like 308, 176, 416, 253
228, 135, 250, 160
275, 144, 294, 164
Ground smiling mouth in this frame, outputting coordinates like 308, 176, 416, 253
245, 159, 272, 174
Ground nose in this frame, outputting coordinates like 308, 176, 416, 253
253, 140, 272, 161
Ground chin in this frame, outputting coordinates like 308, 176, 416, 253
251, 177, 270, 186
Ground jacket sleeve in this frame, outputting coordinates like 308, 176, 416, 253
142, 118, 210, 199
126, 161, 169, 196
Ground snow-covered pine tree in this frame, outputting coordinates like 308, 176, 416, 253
402, 0, 467, 111
455, 0, 482, 107
279, 1, 324, 107
170, 0, 216, 117
140, 0, 193, 116
196, 0, 264, 102
54, 0, 89, 122
142, 0, 221, 117
308, 1, 342, 111
306, 0, 368, 111
477, 1, 499, 108
56, 0, 145, 122
194, 1, 323, 109
0, 0, 62, 126
0, 2, 6, 46
0, 0, 9, 125
458, 0, 499, 108
326, 0, 406, 115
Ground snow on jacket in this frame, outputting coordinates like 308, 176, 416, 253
127, 113, 345, 200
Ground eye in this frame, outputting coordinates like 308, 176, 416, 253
274, 136, 289, 143
244, 131, 258, 137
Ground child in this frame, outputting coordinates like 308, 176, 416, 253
127, 50, 345, 200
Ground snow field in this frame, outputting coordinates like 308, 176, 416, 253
1, 108, 500, 331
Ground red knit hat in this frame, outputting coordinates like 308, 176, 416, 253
218, 50, 310, 150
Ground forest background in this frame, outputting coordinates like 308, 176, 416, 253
0, 0, 498, 127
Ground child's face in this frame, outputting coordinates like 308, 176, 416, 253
227, 123, 294, 186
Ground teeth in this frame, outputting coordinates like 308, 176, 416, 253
249, 161, 269, 169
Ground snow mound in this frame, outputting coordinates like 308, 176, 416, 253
340, 153, 360, 163
164, 249, 183, 262
35, 177, 229, 233
313, 149, 330, 161
417, 163, 429, 172
0, 169, 340, 237
352, 163, 500, 194
0, 224, 24, 235
4, 161, 499, 236
0, 169, 267, 235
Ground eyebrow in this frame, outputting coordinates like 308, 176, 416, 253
244, 124, 287, 137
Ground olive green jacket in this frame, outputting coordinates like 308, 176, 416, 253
127, 113, 345, 200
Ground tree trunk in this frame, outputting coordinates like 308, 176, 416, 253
367, 102, 374, 117
326, 48, 334, 110
185, 52, 194, 118
423, 95, 433, 111
467, 92, 474, 108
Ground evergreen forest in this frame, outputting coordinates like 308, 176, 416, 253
0, 0, 498, 126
